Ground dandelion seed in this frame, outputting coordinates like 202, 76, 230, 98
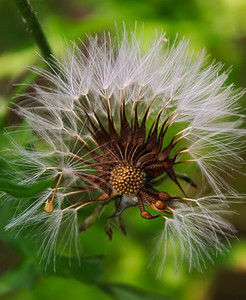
4, 26, 245, 273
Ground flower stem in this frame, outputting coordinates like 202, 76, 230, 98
14, 0, 54, 64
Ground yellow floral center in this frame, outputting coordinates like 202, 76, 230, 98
110, 163, 145, 195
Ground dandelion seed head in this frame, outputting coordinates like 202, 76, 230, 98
3, 25, 245, 274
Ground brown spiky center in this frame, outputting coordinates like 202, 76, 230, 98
110, 163, 145, 195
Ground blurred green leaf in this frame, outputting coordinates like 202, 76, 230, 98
0, 177, 53, 197
8, 63, 45, 108
0, 255, 105, 297
0, 97, 8, 126
0, 261, 39, 296
100, 283, 173, 300
0, 121, 35, 151
45, 256, 104, 284
33, 276, 112, 300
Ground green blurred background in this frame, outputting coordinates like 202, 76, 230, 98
0, 0, 246, 299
